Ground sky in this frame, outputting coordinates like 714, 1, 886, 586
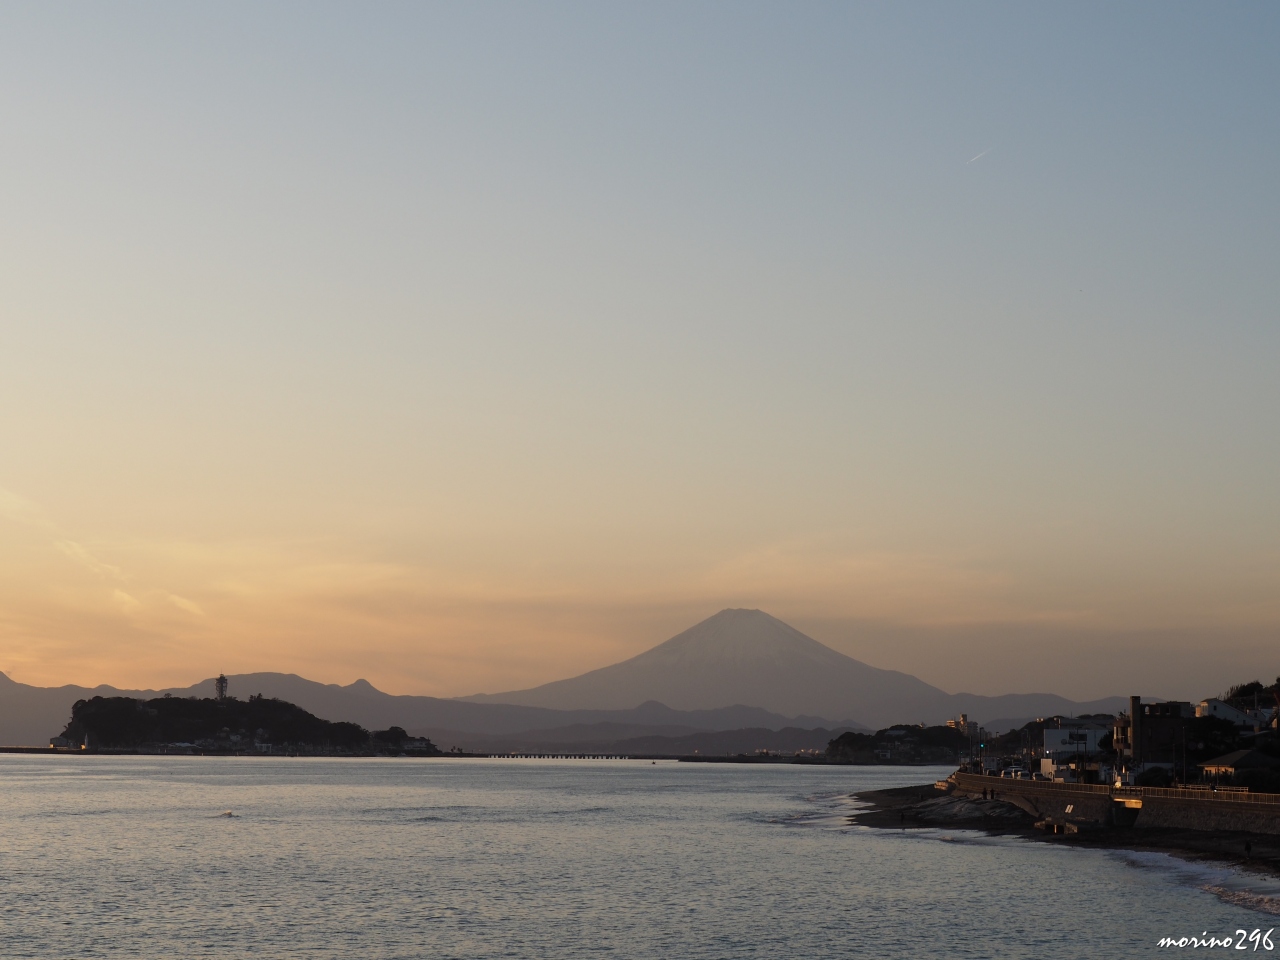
1, 2, 1277, 702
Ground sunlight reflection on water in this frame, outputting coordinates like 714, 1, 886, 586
0, 756, 1270, 958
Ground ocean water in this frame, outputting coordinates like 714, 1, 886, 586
1, 756, 1277, 959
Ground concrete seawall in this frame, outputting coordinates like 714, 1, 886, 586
951, 772, 1280, 835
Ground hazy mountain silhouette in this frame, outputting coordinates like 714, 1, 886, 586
463, 608, 1129, 728
0, 609, 1130, 746
0, 670, 833, 747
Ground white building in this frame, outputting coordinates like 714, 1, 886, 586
946, 714, 977, 738
1196, 698, 1274, 729
1042, 727, 1104, 758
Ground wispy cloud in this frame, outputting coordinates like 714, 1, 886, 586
55, 540, 125, 580
111, 590, 143, 614
0, 486, 46, 526
168, 593, 205, 616
2, 485, 209, 626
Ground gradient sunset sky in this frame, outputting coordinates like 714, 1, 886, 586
1, 3, 1277, 701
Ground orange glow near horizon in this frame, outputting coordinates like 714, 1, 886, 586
2, 484, 1276, 701
1, 6, 1277, 705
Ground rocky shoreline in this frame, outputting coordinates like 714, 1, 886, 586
851, 783, 1280, 879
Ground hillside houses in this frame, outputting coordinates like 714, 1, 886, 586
969, 682, 1280, 791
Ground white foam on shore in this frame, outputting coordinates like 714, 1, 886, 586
1109, 849, 1280, 916
910, 818, 1280, 917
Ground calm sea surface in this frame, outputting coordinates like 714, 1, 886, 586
2, 756, 1278, 959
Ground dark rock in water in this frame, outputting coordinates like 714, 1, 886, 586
849, 785, 1034, 829
908, 795, 1032, 823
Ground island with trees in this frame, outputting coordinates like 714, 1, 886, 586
56, 693, 441, 756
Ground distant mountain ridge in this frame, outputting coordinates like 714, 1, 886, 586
0, 670, 844, 748
463, 608, 1130, 729
0, 609, 1130, 747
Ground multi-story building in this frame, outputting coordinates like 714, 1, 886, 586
1113, 696, 1194, 767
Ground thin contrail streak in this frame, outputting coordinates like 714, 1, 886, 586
967, 149, 991, 163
